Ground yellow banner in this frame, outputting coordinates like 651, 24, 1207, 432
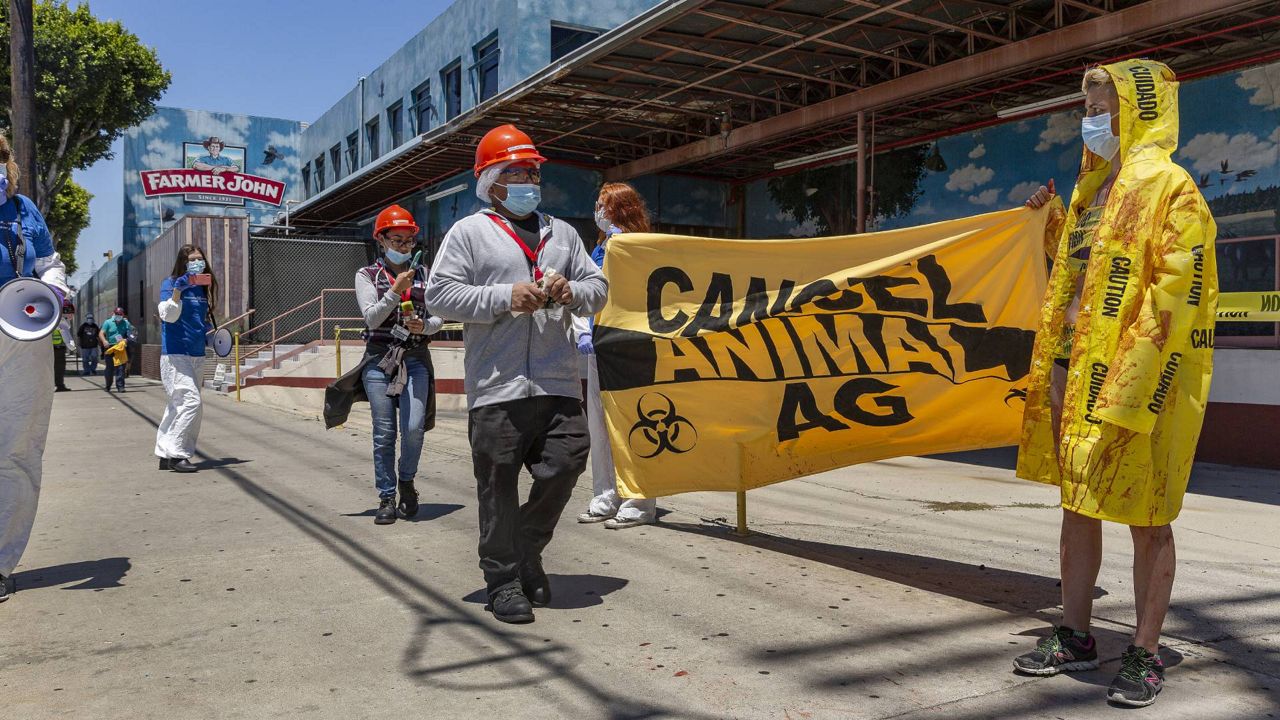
594, 206, 1052, 499
1217, 291, 1280, 322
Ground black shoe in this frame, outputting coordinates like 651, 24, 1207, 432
105, 385, 112, 393
397, 481, 419, 518
520, 559, 551, 608
0, 573, 13, 602
170, 458, 198, 473
55, 386, 70, 392
374, 496, 397, 525
158, 458, 171, 471
1107, 645, 1165, 707
1013, 626, 1099, 675
488, 585, 534, 624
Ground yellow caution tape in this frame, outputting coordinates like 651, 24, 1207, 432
1217, 291, 1280, 322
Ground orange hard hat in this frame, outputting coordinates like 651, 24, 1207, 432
374, 204, 419, 237
474, 124, 547, 177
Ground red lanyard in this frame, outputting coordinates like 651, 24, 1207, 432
486, 213, 548, 281
380, 261, 415, 302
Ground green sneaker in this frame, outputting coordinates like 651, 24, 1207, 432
1013, 626, 1099, 675
1107, 645, 1164, 707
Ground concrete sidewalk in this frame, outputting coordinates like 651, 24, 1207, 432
3, 373, 1277, 719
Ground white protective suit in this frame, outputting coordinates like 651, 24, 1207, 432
574, 315, 657, 523
154, 292, 206, 461
0, 253, 68, 577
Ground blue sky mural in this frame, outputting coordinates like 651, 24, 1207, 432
873, 60, 1280, 236
121, 107, 305, 256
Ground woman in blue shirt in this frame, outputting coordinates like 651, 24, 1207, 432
155, 244, 218, 473
0, 135, 70, 602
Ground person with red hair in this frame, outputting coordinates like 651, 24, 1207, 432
575, 182, 659, 529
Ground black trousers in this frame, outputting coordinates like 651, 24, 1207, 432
53, 344, 67, 388
468, 395, 589, 594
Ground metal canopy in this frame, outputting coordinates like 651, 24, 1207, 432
285, 0, 1280, 232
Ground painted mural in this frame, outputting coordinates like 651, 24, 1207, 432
743, 60, 1280, 241
123, 107, 305, 257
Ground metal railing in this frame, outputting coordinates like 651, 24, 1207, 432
233, 289, 363, 393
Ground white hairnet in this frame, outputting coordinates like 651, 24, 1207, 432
475, 160, 512, 204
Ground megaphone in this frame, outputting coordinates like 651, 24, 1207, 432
206, 316, 233, 358
0, 277, 62, 342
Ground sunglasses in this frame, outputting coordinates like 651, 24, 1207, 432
498, 167, 541, 183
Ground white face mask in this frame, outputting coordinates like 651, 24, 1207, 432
593, 207, 611, 233
0, 165, 8, 196
1081, 113, 1120, 160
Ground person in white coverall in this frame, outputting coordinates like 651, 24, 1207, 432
0, 134, 70, 602
155, 244, 218, 474
574, 182, 658, 529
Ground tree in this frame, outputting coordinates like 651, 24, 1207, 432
767, 145, 930, 236
44, 176, 90, 275
0, 1, 169, 216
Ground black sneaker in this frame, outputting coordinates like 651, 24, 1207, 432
374, 497, 397, 525
158, 458, 171, 470
1108, 645, 1164, 707
1013, 626, 1099, 675
488, 585, 534, 624
397, 482, 419, 518
0, 573, 13, 602
520, 558, 551, 608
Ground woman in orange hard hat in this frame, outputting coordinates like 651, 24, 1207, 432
353, 204, 443, 525
1014, 61, 1217, 708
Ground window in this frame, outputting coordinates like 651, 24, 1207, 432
472, 36, 500, 103
313, 155, 326, 192
441, 60, 462, 120
346, 132, 359, 173
366, 117, 380, 160
329, 145, 342, 183
550, 24, 600, 62
411, 81, 434, 133
388, 102, 404, 149
302, 166, 311, 197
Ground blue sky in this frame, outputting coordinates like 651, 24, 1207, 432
69, 0, 453, 285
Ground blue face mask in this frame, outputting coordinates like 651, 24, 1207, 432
384, 247, 413, 265
499, 183, 541, 217
1081, 113, 1120, 160
187, 259, 206, 275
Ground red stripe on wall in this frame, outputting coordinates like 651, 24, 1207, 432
1197, 402, 1280, 469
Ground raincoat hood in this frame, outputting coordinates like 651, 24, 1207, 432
1016, 59, 1218, 526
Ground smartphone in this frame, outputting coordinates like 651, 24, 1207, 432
191, 274, 212, 286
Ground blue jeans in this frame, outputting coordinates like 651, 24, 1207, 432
362, 354, 430, 499
81, 347, 100, 375
104, 353, 126, 389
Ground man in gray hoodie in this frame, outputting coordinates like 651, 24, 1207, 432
425, 124, 608, 624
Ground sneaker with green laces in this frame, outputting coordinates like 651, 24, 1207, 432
1107, 645, 1164, 707
1013, 626, 1099, 675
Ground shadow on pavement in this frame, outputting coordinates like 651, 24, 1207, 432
108, 396, 717, 720
14, 557, 131, 591
662, 519, 1104, 614
341, 503, 465, 522
461, 574, 629, 610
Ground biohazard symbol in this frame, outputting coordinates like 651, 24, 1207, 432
628, 393, 698, 459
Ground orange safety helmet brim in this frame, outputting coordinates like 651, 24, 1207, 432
374, 204, 419, 237
474, 124, 547, 177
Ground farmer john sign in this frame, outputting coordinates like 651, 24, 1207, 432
139, 136, 285, 207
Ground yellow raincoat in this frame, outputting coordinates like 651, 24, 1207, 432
1016, 59, 1217, 526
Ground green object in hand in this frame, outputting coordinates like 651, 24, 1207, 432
400, 301, 415, 315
